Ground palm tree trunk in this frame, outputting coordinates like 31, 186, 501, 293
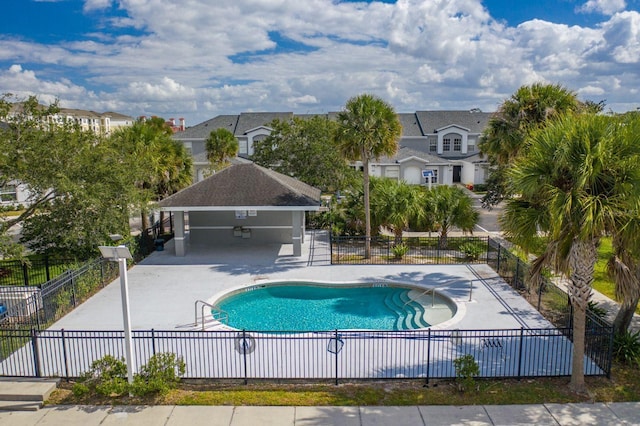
614, 295, 640, 335
567, 238, 598, 395
363, 157, 371, 259
439, 226, 449, 250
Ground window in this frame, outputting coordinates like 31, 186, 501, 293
468, 144, 475, 152
0, 185, 17, 203
429, 139, 437, 152
453, 138, 461, 152
385, 166, 399, 179
183, 142, 193, 156
443, 138, 451, 151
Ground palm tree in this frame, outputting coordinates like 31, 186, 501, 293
423, 185, 478, 249
479, 83, 580, 207
111, 119, 192, 231
205, 128, 238, 172
335, 94, 402, 258
500, 113, 640, 394
370, 177, 425, 244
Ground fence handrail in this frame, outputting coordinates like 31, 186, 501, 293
403, 278, 485, 306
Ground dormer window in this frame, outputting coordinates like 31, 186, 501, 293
454, 138, 461, 152
443, 138, 451, 151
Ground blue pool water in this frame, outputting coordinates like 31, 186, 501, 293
215, 283, 455, 332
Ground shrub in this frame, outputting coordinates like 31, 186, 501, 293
460, 241, 486, 261
73, 355, 128, 397
587, 301, 608, 319
130, 353, 186, 396
453, 354, 480, 392
613, 330, 640, 366
391, 243, 409, 260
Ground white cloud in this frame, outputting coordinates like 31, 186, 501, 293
0, 0, 638, 123
578, 0, 626, 15
83, 0, 113, 12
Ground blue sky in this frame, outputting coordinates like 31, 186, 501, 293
1, 0, 639, 124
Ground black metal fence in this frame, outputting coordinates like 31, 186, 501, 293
485, 238, 607, 330
0, 326, 611, 381
0, 259, 119, 331
0, 257, 79, 287
0, 234, 614, 382
330, 235, 489, 265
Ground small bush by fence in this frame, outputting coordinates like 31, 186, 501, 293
330, 235, 489, 265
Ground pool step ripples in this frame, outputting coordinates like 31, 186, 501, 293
400, 291, 430, 329
383, 289, 430, 330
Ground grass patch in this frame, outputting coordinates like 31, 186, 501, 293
46, 363, 640, 406
591, 238, 640, 315
593, 238, 615, 301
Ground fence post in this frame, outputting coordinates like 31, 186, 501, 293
30, 328, 42, 378
329, 233, 333, 265
242, 329, 248, 385
61, 329, 70, 380
23, 263, 29, 287
515, 260, 521, 289
517, 327, 524, 381
70, 270, 77, 307
485, 237, 491, 263
334, 329, 339, 386
496, 244, 501, 272
45, 257, 51, 283
151, 329, 156, 356
425, 328, 431, 386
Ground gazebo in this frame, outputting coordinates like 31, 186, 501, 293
158, 163, 322, 256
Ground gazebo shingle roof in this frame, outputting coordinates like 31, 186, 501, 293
159, 163, 321, 209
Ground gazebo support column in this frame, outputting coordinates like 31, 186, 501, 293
174, 211, 186, 257
292, 210, 303, 256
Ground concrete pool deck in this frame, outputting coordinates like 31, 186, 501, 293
50, 231, 553, 332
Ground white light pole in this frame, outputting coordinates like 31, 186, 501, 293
98, 245, 135, 388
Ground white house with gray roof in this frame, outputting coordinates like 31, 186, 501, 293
173, 109, 493, 187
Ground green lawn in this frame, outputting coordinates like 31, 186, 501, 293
593, 238, 616, 301
592, 238, 640, 315
47, 362, 640, 406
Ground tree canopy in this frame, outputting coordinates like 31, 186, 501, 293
370, 177, 425, 243
479, 83, 584, 207
423, 185, 478, 249
0, 95, 141, 258
252, 116, 357, 193
0, 95, 192, 258
205, 128, 238, 172
108, 118, 192, 232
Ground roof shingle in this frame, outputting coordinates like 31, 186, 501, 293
159, 163, 321, 209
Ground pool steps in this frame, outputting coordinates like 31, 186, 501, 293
383, 290, 430, 330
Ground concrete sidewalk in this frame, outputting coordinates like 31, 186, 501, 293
1, 402, 640, 425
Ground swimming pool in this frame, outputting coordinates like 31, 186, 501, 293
213, 282, 457, 332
